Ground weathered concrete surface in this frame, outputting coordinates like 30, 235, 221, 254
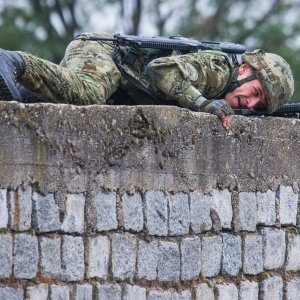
0, 101, 299, 194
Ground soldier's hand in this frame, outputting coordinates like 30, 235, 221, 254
193, 98, 234, 130
203, 99, 234, 119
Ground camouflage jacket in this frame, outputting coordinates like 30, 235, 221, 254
71, 33, 234, 109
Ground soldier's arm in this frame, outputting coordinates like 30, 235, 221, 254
146, 55, 234, 129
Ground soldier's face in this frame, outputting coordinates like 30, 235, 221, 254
225, 64, 266, 109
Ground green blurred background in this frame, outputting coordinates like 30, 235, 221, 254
1, 0, 299, 102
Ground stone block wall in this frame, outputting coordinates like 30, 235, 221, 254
0, 102, 299, 299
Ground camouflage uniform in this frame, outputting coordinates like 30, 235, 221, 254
17, 32, 233, 110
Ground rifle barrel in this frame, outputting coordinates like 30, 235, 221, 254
234, 103, 300, 118
274, 103, 300, 113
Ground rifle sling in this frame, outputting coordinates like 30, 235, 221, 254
112, 47, 158, 103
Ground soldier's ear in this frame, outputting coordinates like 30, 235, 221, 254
238, 63, 251, 75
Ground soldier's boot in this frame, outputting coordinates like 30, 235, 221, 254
0, 49, 26, 101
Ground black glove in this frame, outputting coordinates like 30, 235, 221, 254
199, 99, 234, 118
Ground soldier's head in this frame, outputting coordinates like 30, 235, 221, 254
225, 49, 294, 112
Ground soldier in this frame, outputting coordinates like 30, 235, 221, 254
0, 32, 294, 130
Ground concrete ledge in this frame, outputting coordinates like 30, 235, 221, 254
0, 102, 299, 194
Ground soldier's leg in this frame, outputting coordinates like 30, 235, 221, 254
0, 33, 122, 105
17, 37, 122, 105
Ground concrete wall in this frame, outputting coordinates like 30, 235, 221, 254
0, 102, 299, 300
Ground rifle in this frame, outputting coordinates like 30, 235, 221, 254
79, 33, 246, 66
85, 33, 246, 53
234, 103, 300, 118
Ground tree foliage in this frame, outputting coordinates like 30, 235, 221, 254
0, 0, 103, 62
0, 0, 299, 101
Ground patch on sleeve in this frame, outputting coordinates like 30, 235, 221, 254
185, 63, 198, 81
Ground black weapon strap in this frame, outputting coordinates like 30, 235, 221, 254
222, 70, 257, 95
112, 46, 158, 102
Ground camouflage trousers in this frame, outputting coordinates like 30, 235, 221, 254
18, 33, 122, 105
